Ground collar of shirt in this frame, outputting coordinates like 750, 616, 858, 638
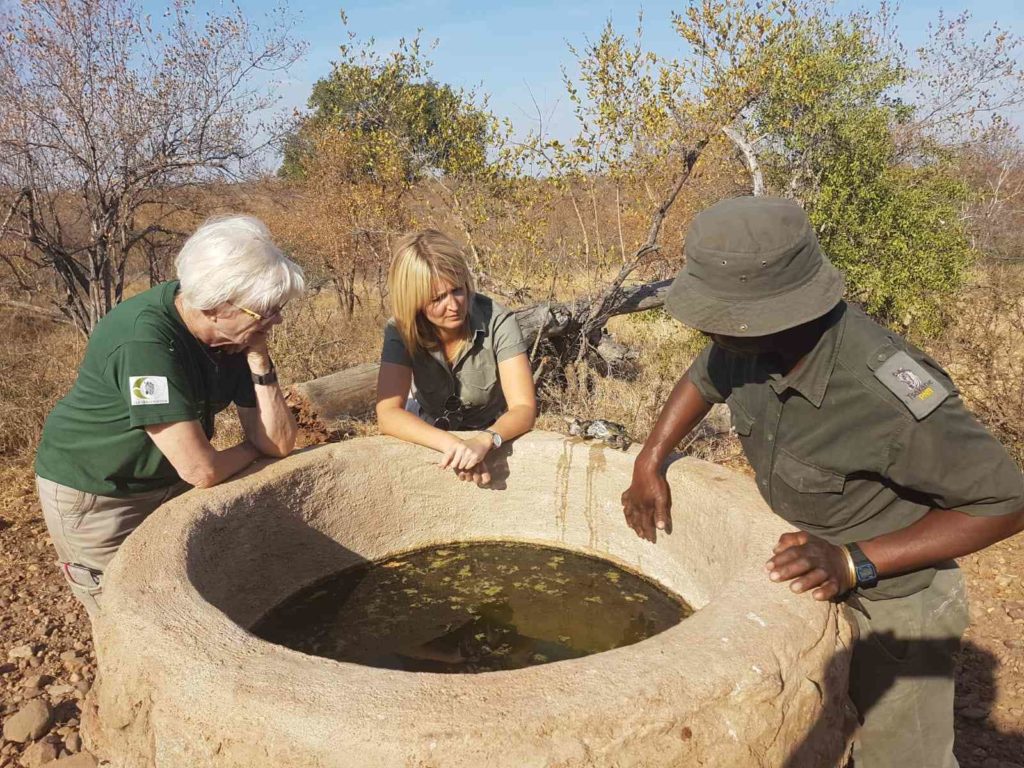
766, 302, 847, 407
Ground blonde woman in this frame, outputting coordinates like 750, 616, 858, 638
376, 230, 536, 485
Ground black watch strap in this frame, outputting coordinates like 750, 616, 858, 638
252, 363, 277, 386
845, 542, 879, 589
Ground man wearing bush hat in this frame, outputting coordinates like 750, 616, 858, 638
622, 196, 1024, 767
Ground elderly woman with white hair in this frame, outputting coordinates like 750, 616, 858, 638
34, 215, 304, 615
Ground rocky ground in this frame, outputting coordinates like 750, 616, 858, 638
0, 475, 1021, 767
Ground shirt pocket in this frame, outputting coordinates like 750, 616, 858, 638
458, 368, 497, 408
771, 449, 847, 527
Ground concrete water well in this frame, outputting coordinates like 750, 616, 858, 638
84, 431, 856, 767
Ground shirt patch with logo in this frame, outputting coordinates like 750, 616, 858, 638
129, 375, 170, 406
872, 351, 949, 420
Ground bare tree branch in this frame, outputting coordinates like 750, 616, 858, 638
722, 124, 764, 196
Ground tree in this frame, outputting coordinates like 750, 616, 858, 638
279, 27, 492, 184
0, 0, 303, 334
273, 25, 529, 314
750, 11, 976, 336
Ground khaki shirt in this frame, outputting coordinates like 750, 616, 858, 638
381, 293, 529, 430
687, 302, 1024, 599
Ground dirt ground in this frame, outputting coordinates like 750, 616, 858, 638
0, 458, 1021, 767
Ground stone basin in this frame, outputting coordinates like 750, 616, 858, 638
85, 431, 855, 767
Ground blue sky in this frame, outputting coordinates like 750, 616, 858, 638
164, 1, 1024, 146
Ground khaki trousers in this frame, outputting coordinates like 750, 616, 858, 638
849, 566, 969, 768
35, 475, 188, 616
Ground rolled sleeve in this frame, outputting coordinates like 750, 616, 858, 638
109, 341, 199, 429
492, 311, 529, 362
380, 323, 413, 367
685, 344, 727, 404
886, 396, 1024, 517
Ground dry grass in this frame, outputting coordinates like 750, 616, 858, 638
929, 262, 1024, 464
4, 261, 1018, 524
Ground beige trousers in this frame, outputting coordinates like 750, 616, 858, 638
849, 566, 969, 768
35, 475, 188, 616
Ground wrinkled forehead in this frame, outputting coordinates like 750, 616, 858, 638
429, 275, 464, 296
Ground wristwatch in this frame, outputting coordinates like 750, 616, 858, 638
845, 542, 879, 589
483, 429, 503, 448
252, 363, 278, 386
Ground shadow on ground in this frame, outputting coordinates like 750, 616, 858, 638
784, 636, 1023, 768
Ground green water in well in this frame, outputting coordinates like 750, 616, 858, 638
254, 541, 691, 673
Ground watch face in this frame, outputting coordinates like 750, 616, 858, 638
856, 563, 876, 581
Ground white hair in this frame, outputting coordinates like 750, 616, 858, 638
175, 215, 304, 313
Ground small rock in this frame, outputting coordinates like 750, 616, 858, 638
2, 699, 53, 742
64, 732, 80, 753
6, 646, 34, 662
21, 676, 49, 691
1004, 638, 1024, 650
45, 684, 74, 698
18, 738, 58, 768
71, 681, 90, 696
960, 706, 988, 720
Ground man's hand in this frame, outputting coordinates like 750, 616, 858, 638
621, 460, 673, 543
438, 433, 492, 473
765, 531, 853, 601
619, 374, 711, 544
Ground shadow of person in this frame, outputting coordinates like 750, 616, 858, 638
481, 440, 513, 491
782, 634, 1022, 768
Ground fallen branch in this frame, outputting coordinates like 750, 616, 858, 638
0, 300, 74, 326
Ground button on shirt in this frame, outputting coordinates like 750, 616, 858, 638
380, 293, 529, 430
686, 302, 1024, 599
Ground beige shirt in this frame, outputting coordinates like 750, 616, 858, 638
381, 293, 529, 430
687, 302, 1024, 599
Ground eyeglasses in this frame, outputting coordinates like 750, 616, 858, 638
433, 394, 465, 431
231, 301, 286, 325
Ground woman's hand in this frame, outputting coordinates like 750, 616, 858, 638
245, 331, 273, 375
438, 433, 492, 473
455, 458, 492, 487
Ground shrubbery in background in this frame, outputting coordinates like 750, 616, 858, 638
1, 0, 1022, 469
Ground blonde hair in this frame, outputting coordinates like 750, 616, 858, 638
388, 230, 475, 357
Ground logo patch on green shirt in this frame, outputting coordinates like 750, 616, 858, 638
130, 375, 169, 406
872, 350, 949, 420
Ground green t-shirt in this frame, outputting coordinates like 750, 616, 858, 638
35, 281, 256, 496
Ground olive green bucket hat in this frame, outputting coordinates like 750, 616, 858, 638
665, 196, 844, 336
